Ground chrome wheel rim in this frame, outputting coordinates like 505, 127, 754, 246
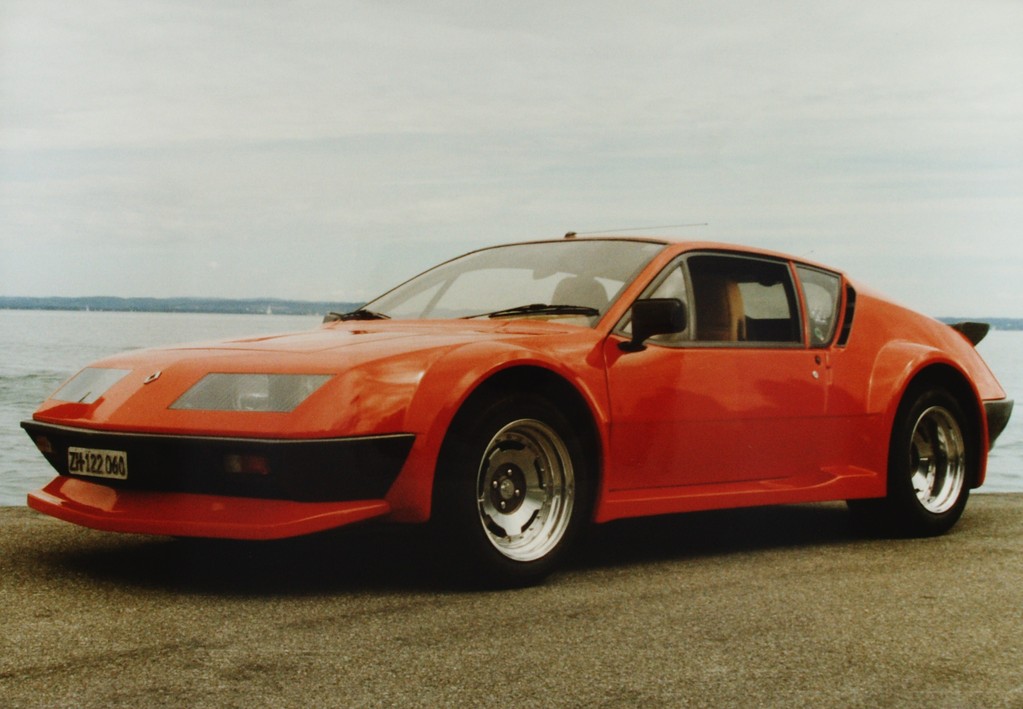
476, 419, 575, 562
908, 405, 966, 514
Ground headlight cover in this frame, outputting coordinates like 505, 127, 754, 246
51, 368, 132, 405
170, 373, 332, 412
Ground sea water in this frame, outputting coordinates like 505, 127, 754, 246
1, 309, 1020, 505
0, 309, 320, 505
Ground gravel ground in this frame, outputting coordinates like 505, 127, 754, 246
2, 495, 1022, 708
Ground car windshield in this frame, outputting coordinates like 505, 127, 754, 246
362, 239, 665, 323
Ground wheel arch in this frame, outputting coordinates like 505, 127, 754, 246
890, 362, 987, 489
431, 365, 603, 514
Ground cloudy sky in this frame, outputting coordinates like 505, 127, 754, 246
2, 0, 1021, 316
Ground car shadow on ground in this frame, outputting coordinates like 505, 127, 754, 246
572, 501, 857, 570
36, 501, 863, 595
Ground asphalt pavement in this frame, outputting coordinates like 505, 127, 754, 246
2, 495, 1022, 708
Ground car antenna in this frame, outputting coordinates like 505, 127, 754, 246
564, 223, 708, 238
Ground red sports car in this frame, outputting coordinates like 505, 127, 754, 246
22, 237, 1013, 584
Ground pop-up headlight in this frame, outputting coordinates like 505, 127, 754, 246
170, 373, 331, 412
51, 368, 132, 405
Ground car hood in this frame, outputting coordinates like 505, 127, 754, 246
31, 319, 595, 437
168, 324, 432, 354
168, 317, 589, 352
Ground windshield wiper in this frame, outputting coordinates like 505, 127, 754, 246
323, 308, 391, 323
462, 303, 600, 320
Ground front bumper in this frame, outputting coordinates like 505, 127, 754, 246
985, 399, 1014, 450
22, 420, 414, 502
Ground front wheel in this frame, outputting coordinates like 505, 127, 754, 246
434, 393, 591, 586
851, 386, 972, 536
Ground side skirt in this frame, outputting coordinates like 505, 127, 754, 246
595, 467, 884, 523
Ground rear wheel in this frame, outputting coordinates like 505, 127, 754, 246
850, 386, 972, 536
434, 393, 591, 586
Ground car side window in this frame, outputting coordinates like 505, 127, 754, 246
649, 265, 688, 301
687, 254, 801, 345
617, 262, 691, 344
645, 265, 690, 344
796, 265, 842, 347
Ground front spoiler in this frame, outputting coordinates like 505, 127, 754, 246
28, 477, 391, 540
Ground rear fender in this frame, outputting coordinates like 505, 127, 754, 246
866, 341, 949, 417
868, 341, 989, 486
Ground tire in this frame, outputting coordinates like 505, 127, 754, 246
851, 386, 972, 537
434, 392, 591, 586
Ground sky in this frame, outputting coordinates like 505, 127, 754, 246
1, 0, 1021, 316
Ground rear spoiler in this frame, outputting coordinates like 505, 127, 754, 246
950, 321, 990, 347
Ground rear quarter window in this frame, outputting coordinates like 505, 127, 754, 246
796, 265, 843, 347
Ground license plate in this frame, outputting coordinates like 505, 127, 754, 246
68, 446, 128, 480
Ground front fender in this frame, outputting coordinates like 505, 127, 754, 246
385, 337, 608, 522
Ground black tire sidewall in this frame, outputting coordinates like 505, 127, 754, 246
886, 386, 971, 536
434, 392, 591, 586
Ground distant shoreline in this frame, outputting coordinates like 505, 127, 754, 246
0, 296, 360, 317
1, 296, 1021, 329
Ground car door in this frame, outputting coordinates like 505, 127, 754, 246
603, 252, 829, 491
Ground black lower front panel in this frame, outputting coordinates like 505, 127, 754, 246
22, 421, 414, 502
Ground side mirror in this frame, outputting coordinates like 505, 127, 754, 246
620, 298, 687, 352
